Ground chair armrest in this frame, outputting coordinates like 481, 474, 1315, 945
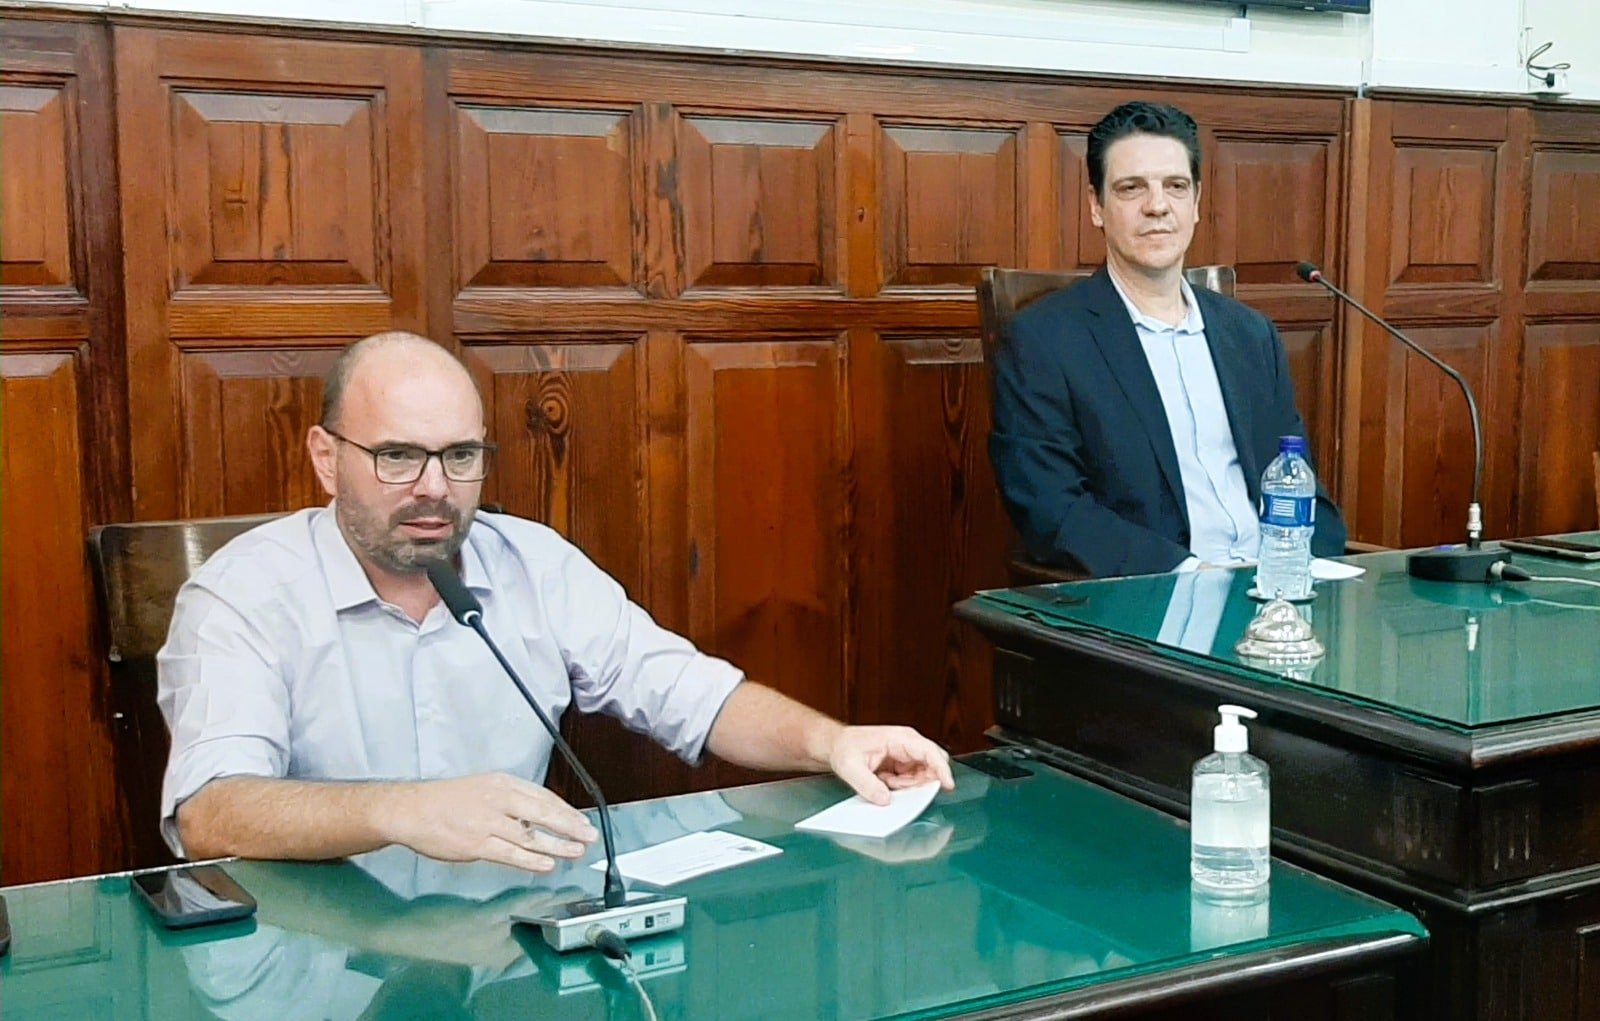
1007, 551, 1091, 586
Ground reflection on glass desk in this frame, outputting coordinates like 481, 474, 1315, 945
0, 760, 1422, 1020
955, 534, 1600, 1021
972, 534, 1600, 731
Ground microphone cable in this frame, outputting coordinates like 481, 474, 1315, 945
586, 925, 660, 1021
1491, 561, 1600, 590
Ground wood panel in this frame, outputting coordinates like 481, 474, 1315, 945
0, 84, 75, 290
454, 104, 640, 291
1279, 324, 1336, 477
685, 335, 849, 721
678, 114, 843, 290
178, 347, 337, 517
850, 328, 1008, 747
879, 123, 1021, 289
1526, 150, 1600, 287
1209, 137, 1334, 285
0, 17, 127, 885
116, 27, 426, 520
461, 337, 691, 803
1519, 325, 1600, 534
466, 338, 647, 587
170, 91, 381, 288
0, 353, 112, 883
1347, 101, 1520, 546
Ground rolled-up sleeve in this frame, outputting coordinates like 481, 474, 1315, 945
552, 551, 742, 764
157, 583, 292, 855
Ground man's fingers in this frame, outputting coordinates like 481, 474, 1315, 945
479, 835, 558, 874
835, 756, 893, 806
883, 735, 955, 790
487, 815, 588, 861
499, 778, 599, 843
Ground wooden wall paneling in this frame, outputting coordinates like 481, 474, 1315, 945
0, 354, 112, 883
452, 102, 641, 293
466, 338, 648, 585
1, 16, 126, 884
1336, 97, 1373, 524
1207, 120, 1346, 483
878, 122, 1024, 288
1052, 129, 1105, 271
1519, 107, 1600, 535
1353, 102, 1513, 547
178, 347, 339, 516
675, 112, 844, 291
1022, 122, 1060, 270
1520, 325, 1600, 534
683, 334, 851, 771
844, 111, 883, 298
461, 336, 694, 802
115, 27, 428, 519
849, 326, 1009, 750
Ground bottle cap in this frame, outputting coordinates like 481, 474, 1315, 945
1278, 435, 1307, 455
1214, 704, 1257, 753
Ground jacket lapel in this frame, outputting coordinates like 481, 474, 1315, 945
1082, 268, 1186, 513
1194, 288, 1261, 503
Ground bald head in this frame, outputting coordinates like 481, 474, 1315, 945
320, 332, 480, 433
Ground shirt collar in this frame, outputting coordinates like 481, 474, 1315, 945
313, 503, 494, 612
1108, 270, 1206, 336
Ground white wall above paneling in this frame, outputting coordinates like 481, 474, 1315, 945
27, 0, 1600, 100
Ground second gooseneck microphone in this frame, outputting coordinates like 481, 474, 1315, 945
1296, 262, 1506, 584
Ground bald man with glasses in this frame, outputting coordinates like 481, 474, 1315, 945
158, 332, 953, 874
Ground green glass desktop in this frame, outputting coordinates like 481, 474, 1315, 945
0, 760, 1421, 1020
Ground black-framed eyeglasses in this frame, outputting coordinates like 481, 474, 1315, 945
326, 429, 497, 484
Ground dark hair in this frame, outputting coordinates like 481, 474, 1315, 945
1086, 101, 1202, 198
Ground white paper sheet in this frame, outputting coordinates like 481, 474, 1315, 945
793, 781, 941, 839
588, 830, 782, 886
1311, 558, 1366, 581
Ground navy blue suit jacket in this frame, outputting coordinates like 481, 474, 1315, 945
988, 267, 1347, 577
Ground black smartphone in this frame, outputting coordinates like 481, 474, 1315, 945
1, 893, 11, 956
131, 865, 256, 929
1500, 536, 1600, 562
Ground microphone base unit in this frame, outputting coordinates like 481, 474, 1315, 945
1407, 545, 1508, 584
514, 891, 687, 952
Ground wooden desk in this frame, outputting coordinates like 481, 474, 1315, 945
957, 536, 1600, 1021
1, 760, 1421, 1020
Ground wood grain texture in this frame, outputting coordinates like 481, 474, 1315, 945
0, 352, 114, 883
0, 17, 128, 885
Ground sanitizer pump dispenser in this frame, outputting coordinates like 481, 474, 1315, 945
1190, 705, 1271, 891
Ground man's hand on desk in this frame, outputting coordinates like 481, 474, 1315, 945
825, 726, 956, 806
380, 773, 599, 873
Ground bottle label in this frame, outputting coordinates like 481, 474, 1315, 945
1260, 495, 1314, 528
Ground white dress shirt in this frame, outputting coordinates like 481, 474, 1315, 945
157, 505, 744, 854
1108, 273, 1260, 569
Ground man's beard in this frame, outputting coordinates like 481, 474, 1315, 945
336, 487, 474, 574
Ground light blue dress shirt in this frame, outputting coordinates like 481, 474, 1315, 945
1108, 273, 1260, 569
157, 505, 744, 854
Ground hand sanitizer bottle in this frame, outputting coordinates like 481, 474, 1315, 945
1190, 705, 1271, 892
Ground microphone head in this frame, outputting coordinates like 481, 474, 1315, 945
424, 558, 483, 624
1295, 261, 1321, 283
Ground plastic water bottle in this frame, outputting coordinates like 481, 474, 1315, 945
1191, 705, 1271, 892
1254, 435, 1315, 601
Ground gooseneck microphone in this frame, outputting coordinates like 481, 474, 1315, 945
424, 558, 626, 908
1296, 262, 1506, 584
424, 559, 688, 952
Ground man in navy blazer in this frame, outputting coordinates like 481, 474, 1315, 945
989, 101, 1346, 578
